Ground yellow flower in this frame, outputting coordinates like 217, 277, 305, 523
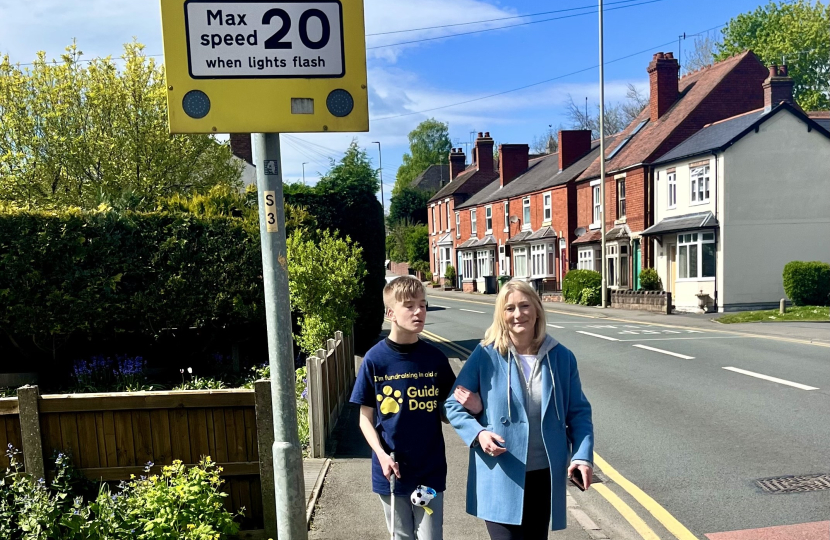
187, 524, 196, 530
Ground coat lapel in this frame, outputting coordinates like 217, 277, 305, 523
540, 353, 558, 423
497, 350, 527, 420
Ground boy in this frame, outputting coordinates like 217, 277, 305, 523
350, 277, 455, 540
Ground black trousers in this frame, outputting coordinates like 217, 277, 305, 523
484, 468, 552, 540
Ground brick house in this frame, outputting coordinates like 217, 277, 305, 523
572, 50, 770, 290
452, 131, 608, 293
427, 133, 498, 281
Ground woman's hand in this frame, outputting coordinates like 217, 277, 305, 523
567, 462, 593, 490
454, 385, 483, 414
477, 431, 507, 457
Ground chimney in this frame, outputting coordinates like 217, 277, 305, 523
230, 133, 253, 164
449, 148, 466, 179
647, 52, 680, 121
763, 65, 794, 111
558, 130, 592, 171
498, 144, 529, 188
474, 132, 495, 173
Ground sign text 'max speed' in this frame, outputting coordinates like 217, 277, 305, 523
160, 0, 368, 133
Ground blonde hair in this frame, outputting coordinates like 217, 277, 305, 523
383, 276, 426, 309
483, 280, 547, 356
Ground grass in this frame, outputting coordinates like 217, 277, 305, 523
717, 305, 829, 324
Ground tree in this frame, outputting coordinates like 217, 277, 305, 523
715, 0, 830, 111
530, 126, 561, 154
0, 42, 242, 210
685, 32, 719, 72
565, 84, 648, 139
393, 118, 452, 195
387, 186, 432, 226
315, 139, 380, 205
405, 224, 429, 263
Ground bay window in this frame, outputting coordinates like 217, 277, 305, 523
462, 251, 475, 280
678, 232, 715, 279
476, 249, 494, 277
513, 247, 528, 278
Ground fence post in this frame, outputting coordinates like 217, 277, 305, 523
326, 339, 338, 434
309, 351, 326, 458
253, 380, 277, 539
17, 385, 45, 480
349, 325, 356, 387
335, 331, 346, 404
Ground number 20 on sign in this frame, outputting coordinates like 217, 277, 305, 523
159, 0, 368, 134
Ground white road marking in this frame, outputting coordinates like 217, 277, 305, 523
618, 336, 750, 342
576, 331, 619, 341
722, 367, 819, 391
632, 344, 695, 360
432, 305, 452, 309
547, 324, 564, 329
459, 308, 485, 314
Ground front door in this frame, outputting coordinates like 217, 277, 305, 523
632, 240, 641, 290
668, 244, 677, 293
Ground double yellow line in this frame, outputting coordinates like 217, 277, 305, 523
418, 326, 698, 540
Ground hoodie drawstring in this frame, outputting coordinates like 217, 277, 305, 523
507, 349, 560, 423
507, 351, 513, 422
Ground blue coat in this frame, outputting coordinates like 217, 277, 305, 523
444, 338, 594, 530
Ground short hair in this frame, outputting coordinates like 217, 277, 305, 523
383, 276, 426, 309
482, 279, 547, 356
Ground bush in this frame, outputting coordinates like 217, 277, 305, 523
410, 260, 430, 275
639, 268, 661, 291
783, 261, 830, 306
444, 264, 456, 286
579, 286, 601, 306
562, 270, 602, 303
405, 224, 429, 263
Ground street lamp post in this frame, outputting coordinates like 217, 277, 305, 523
372, 141, 385, 231
599, 0, 608, 308
302, 162, 308, 185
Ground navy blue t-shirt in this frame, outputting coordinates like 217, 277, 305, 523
350, 338, 455, 496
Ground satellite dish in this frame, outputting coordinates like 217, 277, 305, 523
574, 227, 587, 237
509, 216, 519, 224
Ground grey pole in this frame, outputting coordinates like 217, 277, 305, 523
302, 162, 308, 186
252, 133, 308, 540
598, 0, 608, 308
372, 141, 384, 231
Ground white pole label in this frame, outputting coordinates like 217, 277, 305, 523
185, 1, 345, 78
264, 190, 279, 233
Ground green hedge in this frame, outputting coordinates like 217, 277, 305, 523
562, 270, 601, 303
639, 268, 661, 291
783, 261, 830, 306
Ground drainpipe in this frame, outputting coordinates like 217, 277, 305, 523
712, 151, 719, 312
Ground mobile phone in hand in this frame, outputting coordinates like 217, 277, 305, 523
569, 468, 586, 491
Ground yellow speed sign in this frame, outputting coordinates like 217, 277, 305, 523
160, 0, 368, 133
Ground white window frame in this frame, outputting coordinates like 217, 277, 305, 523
590, 179, 602, 229
605, 243, 631, 288
513, 246, 528, 278
616, 178, 626, 219
677, 232, 716, 281
543, 192, 552, 223
462, 251, 475, 280
498, 245, 508, 276
431, 205, 436, 234
667, 171, 677, 209
476, 249, 494, 277
577, 248, 593, 271
690, 165, 710, 205
522, 197, 531, 230
470, 209, 477, 237
504, 202, 510, 232
530, 243, 556, 277
485, 205, 493, 234
455, 211, 460, 238
445, 200, 451, 233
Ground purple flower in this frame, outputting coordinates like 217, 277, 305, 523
301, 388, 308, 400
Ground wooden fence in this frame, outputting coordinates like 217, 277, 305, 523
306, 329, 355, 458
0, 328, 356, 537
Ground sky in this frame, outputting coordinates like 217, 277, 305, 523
0, 0, 774, 209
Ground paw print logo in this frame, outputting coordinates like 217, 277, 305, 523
377, 385, 404, 415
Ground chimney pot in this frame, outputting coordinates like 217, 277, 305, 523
449, 148, 466, 179
474, 132, 495, 173
478, 132, 483, 137
763, 64, 794, 110
768, 65, 778, 78
484, 132, 490, 137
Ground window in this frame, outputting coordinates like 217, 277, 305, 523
607, 244, 617, 287
504, 202, 509, 231
543, 192, 552, 222
513, 247, 528, 277
485, 205, 493, 233
605, 243, 630, 288
668, 172, 677, 208
522, 198, 531, 228
578, 249, 593, 271
690, 165, 710, 204
446, 202, 450, 232
471, 209, 477, 236
499, 246, 507, 275
476, 249, 494, 277
616, 178, 626, 218
431, 206, 436, 234
678, 232, 715, 279
531, 244, 551, 276
620, 245, 629, 287
462, 251, 475, 279
593, 185, 601, 225
455, 212, 460, 238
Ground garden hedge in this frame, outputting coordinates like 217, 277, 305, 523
562, 269, 602, 303
783, 261, 830, 306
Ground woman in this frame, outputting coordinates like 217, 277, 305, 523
444, 280, 594, 540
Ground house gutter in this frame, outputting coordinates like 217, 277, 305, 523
712, 150, 719, 312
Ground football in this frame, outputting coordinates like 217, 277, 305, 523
410, 485, 436, 508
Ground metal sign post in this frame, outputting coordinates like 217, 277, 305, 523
253, 132, 307, 540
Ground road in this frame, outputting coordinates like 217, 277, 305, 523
421, 291, 830, 540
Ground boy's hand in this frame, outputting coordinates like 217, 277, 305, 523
379, 452, 401, 480
477, 431, 507, 457
454, 385, 483, 414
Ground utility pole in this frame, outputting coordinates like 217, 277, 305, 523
372, 141, 385, 233
599, 0, 608, 308
302, 162, 308, 185
251, 133, 308, 540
